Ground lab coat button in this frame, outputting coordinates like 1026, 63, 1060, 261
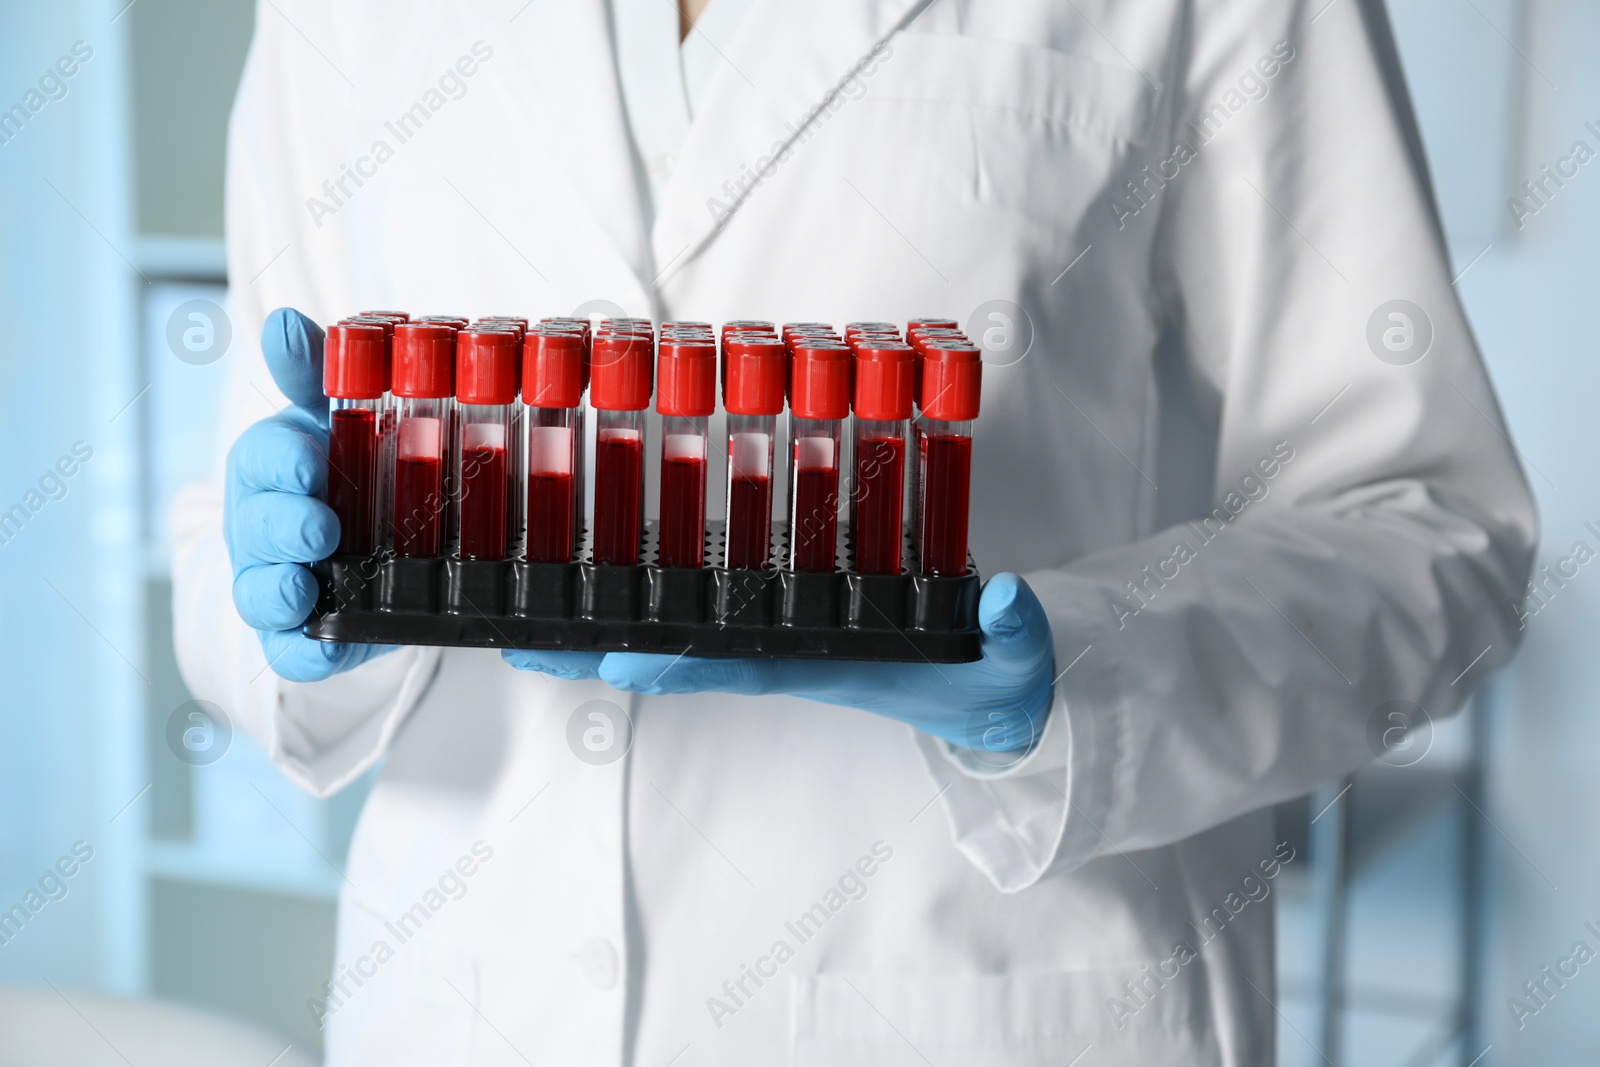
581, 937, 619, 991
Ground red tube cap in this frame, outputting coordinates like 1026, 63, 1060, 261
591, 334, 653, 410
725, 337, 786, 415
853, 343, 914, 420
324, 323, 388, 399
524, 331, 585, 408
456, 328, 518, 405
657, 339, 717, 417
391, 323, 456, 398
920, 342, 983, 421
909, 328, 967, 350
790, 343, 852, 420
907, 317, 958, 331
359, 310, 409, 321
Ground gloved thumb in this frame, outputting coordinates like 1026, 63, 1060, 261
977, 572, 1053, 667
262, 308, 329, 428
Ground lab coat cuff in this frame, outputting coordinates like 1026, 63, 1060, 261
913, 671, 1117, 892
269, 645, 443, 797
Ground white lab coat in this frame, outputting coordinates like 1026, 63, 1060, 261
173, 1, 1536, 1064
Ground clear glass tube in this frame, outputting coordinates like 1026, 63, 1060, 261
917, 417, 973, 576
851, 417, 908, 575
787, 415, 842, 572
658, 414, 709, 568
453, 402, 515, 561
525, 406, 579, 563
593, 408, 646, 565
725, 412, 776, 569
327, 397, 384, 555
391, 397, 449, 558
911, 415, 927, 561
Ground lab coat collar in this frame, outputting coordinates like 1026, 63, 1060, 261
500, 1, 657, 309
651, 0, 936, 286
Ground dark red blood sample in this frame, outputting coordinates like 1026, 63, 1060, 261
526, 471, 575, 563
593, 432, 643, 565
912, 424, 927, 555
790, 465, 839, 572
393, 454, 444, 557
459, 445, 509, 560
853, 436, 905, 574
919, 434, 972, 576
328, 408, 377, 555
658, 455, 707, 568
726, 475, 772, 569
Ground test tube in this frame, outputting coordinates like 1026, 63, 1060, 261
723, 337, 786, 569
906, 327, 968, 557
787, 341, 851, 572
590, 333, 653, 565
453, 329, 519, 561
850, 342, 914, 575
917, 341, 982, 576
521, 330, 585, 563
655, 338, 716, 568
389, 323, 457, 558
323, 323, 389, 556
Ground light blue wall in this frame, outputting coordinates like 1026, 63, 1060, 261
0, 0, 143, 990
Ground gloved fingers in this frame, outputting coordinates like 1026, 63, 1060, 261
229, 489, 340, 566
229, 416, 327, 495
232, 563, 320, 631
599, 652, 776, 695
501, 648, 607, 679
257, 628, 394, 683
262, 308, 330, 428
977, 573, 1055, 671
599, 651, 895, 700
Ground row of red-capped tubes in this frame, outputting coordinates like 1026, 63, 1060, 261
321, 312, 593, 565
321, 313, 981, 576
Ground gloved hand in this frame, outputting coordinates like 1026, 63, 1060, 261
504, 572, 1056, 753
225, 308, 393, 682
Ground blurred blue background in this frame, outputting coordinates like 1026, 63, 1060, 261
0, 1, 1594, 1063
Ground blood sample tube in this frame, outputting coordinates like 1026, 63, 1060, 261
723, 337, 786, 569
522, 330, 586, 563
655, 337, 716, 568
590, 333, 653, 565
907, 317, 959, 333
906, 327, 968, 556
323, 323, 389, 556
453, 329, 519, 561
388, 324, 456, 558
918, 341, 982, 576
787, 341, 851, 572
850, 343, 914, 575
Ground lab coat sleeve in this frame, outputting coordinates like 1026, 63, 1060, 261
170, 6, 441, 798
915, 0, 1537, 891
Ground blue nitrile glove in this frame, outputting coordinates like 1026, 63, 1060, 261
225, 308, 394, 682
504, 572, 1055, 752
